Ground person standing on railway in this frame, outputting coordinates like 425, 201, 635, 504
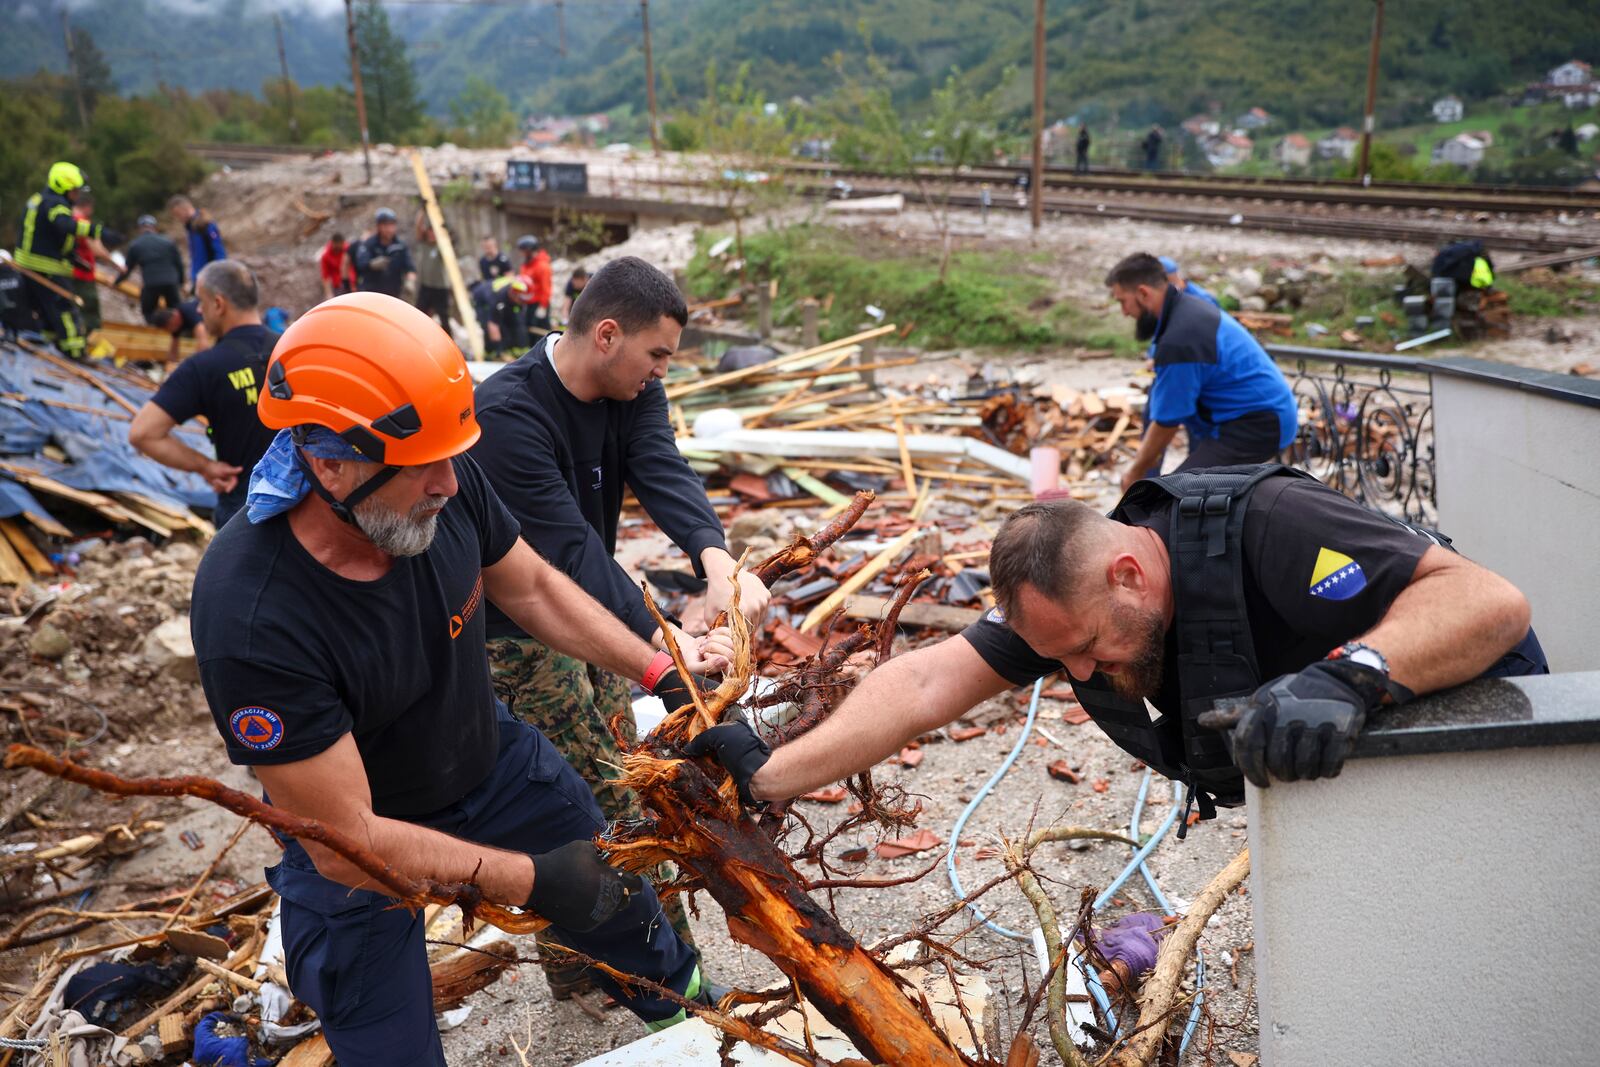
1141, 126, 1164, 171
1107, 252, 1297, 489
1076, 124, 1092, 174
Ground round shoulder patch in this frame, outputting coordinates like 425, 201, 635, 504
230, 707, 284, 752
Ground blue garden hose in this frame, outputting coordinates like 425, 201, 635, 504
943, 679, 1205, 1055
945, 677, 1046, 941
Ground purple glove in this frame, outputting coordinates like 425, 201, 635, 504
1081, 912, 1170, 984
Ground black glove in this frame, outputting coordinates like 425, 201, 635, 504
651, 666, 699, 716
682, 721, 771, 807
1225, 658, 1396, 788
525, 840, 643, 933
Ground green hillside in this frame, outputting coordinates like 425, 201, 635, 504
5, 0, 1598, 131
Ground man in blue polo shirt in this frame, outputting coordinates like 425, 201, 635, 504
1108, 252, 1298, 491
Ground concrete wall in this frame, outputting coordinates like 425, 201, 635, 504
1431, 364, 1600, 671
1248, 739, 1600, 1066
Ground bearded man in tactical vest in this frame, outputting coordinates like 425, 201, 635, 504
686, 465, 1549, 829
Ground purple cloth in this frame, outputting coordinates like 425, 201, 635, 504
1081, 912, 1169, 975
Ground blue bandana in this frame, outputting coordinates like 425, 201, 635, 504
245, 428, 373, 524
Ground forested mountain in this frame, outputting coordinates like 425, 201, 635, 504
6, 0, 1598, 129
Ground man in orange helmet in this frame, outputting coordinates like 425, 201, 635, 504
190, 292, 712, 1063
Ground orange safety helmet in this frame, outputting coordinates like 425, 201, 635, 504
259, 291, 479, 466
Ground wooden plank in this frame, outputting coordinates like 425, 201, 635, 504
844, 596, 982, 632
157, 1014, 188, 1054
893, 412, 917, 496
665, 325, 895, 400
92, 263, 141, 299
0, 520, 54, 578
278, 1035, 336, 1067
0, 462, 162, 533
686, 294, 743, 313
409, 152, 483, 360
779, 467, 850, 506
799, 523, 922, 633
0, 390, 132, 420
14, 338, 139, 414
0, 255, 81, 305
0, 536, 29, 585
20, 510, 71, 540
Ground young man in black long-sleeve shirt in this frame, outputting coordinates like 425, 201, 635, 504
470, 255, 768, 999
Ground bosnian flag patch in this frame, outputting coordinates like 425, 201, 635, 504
1308, 547, 1367, 601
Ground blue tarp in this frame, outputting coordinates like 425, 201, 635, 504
0, 340, 218, 520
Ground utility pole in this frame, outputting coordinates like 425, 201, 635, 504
1030, 0, 1045, 230
274, 14, 299, 141
1355, 0, 1385, 185
61, 12, 89, 131
556, 0, 567, 57
641, 0, 660, 156
344, 0, 373, 184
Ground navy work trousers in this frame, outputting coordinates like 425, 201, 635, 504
267, 708, 697, 1066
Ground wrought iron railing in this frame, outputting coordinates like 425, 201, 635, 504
1266, 346, 1437, 524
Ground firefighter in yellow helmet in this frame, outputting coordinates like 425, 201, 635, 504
12, 162, 122, 359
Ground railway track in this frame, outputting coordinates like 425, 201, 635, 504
184, 141, 1600, 254
812, 177, 1599, 255
789, 161, 1600, 216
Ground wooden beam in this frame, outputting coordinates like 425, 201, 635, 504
0, 536, 29, 586
664, 324, 896, 400
799, 523, 921, 633
0, 520, 54, 578
843, 596, 980, 632
15, 338, 139, 414
409, 152, 484, 360
0, 463, 164, 534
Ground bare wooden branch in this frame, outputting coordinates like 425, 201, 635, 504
3, 745, 549, 936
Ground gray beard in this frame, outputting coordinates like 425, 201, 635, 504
353, 495, 446, 557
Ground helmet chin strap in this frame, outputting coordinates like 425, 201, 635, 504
293, 448, 401, 527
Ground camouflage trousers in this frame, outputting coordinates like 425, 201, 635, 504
487, 636, 697, 994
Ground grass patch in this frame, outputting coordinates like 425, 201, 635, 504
686, 224, 1099, 350
1497, 269, 1600, 318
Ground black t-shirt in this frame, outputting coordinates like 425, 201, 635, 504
150, 324, 280, 510
192, 455, 521, 817
479, 252, 512, 282
470, 334, 727, 640
174, 300, 203, 337
352, 235, 415, 297
964, 478, 1436, 705
123, 233, 185, 288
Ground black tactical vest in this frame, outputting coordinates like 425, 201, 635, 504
1068, 465, 1323, 822
1069, 464, 1451, 827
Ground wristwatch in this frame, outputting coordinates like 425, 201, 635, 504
1328, 641, 1390, 675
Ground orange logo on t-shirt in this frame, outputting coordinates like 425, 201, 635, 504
449, 574, 483, 639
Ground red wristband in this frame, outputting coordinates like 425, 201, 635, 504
641, 650, 675, 693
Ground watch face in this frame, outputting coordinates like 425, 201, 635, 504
1343, 644, 1388, 673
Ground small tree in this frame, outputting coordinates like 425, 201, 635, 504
448, 76, 519, 147
688, 61, 795, 273
355, 0, 425, 143
825, 53, 1006, 283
